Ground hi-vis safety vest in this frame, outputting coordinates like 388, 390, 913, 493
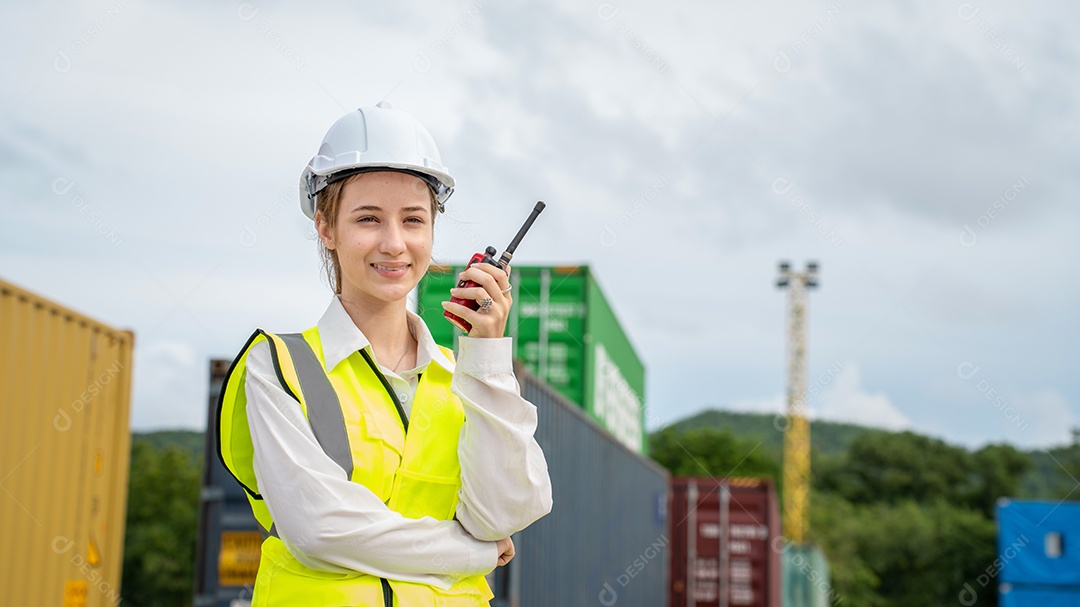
217, 327, 494, 606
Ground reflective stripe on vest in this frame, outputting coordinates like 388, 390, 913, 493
217, 327, 493, 606
276, 332, 353, 481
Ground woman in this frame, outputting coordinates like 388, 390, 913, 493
217, 102, 553, 606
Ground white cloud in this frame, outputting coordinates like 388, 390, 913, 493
2, 0, 1076, 447
998, 389, 1075, 449
723, 363, 910, 432
727, 395, 786, 416
813, 363, 911, 431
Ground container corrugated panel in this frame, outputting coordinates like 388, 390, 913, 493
417, 265, 647, 453
999, 584, 1080, 607
502, 361, 669, 607
669, 477, 782, 607
1, 277, 133, 607
194, 359, 262, 607
780, 545, 831, 607
997, 499, 1080, 588
582, 270, 646, 454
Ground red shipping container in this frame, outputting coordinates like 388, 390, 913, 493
669, 477, 782, 607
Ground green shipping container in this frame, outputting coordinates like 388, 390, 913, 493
416, 265, 647, 453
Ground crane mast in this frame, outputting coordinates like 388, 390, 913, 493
777, 261, 818, 543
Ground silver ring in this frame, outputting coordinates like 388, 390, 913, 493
500, 286, 512, 293
478, 297, 494, 312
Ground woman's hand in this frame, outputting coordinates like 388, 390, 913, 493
441, 263, 513, 339
496, 537, 515, 566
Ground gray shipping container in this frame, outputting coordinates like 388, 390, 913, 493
501, 360, 669, 607
195, 359, 670, 607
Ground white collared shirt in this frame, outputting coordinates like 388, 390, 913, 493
243, 296, 553, 589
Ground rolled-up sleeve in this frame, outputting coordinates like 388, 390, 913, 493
452, 336, 554, 542
244, 341, 499, 587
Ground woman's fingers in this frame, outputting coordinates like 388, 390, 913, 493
441, 298, 506, 338
442, 262, 514, 338
449, 286, 490, 302
461, 263, 511, 297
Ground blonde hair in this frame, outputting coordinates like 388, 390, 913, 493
315, 172, 438, 294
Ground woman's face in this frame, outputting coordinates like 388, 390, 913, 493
318, 171, 433, 307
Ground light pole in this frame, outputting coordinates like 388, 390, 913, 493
777, 261, 818, 543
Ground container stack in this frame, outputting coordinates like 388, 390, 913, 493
669, 477, 783, 607
0, 278, 134, 607
997, 499, 1080, 606
417, 264, 647, 454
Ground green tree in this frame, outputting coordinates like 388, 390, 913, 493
807, 491, 883, 607
121, 438, 201, 606
817, 431, 973, 505
649, 426, 781, 480
810, 494, 997, 607
967, 444, 1032, 517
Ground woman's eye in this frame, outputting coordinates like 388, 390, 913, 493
406, 217, 425, 224
357, 216, 377, 223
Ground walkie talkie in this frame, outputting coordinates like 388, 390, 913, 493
444, 201, 547, 333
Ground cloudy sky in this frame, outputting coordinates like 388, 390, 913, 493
3, 0, 1077, 449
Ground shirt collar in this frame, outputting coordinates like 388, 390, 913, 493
316, 295, 455, 374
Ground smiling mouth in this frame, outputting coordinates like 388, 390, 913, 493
371, 263, 410, 271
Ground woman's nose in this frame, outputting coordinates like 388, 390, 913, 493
380, 224, 406, 254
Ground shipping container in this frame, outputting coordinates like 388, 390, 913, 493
0, 277, 134, 607
498, 360, 669, 607
669, 477, 782, 607
996, 499, 1080, 590
780, 544, 832, 607
999, 584, 1080, 607
417, 265, 647, 453
194, 359, 262, 607
196, 359, 670, 607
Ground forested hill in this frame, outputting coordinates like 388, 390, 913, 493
667, 409, 889, 461
667, 407, 1079, 500
134, 429, 205, 460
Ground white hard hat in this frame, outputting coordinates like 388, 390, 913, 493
299, 101, 455, 220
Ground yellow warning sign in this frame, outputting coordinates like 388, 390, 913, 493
219, 531, 262, 587
87, 535, 101, 567
63, 580, 88, 607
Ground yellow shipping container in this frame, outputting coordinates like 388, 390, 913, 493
1, 278, 133, 607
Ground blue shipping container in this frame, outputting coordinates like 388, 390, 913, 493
999, 584, 1080, 607
996, 499, 1080, 588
